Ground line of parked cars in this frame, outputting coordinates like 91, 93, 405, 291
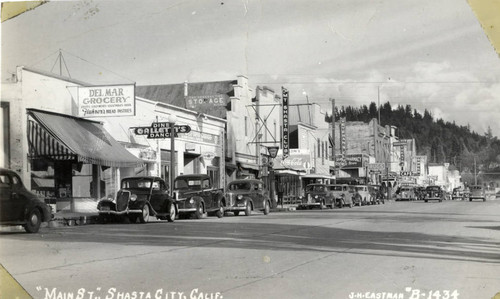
97, 174, 272, 223
296, 183, 385, 210
0, 166, 491, 233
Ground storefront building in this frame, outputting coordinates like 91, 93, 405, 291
135, 77, 282, 187
1, 66, 226, 211
1, 67, 145, 211
95, 97, 226, 189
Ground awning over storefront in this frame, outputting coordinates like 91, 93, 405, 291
301, 173, 336, 180
237, 162, 259, 171
27, 109, 143, 168
275, 169, 302, 176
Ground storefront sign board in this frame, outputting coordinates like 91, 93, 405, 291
77, 84, 135, 117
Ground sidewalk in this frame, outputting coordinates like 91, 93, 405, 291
50, 198, 100, 227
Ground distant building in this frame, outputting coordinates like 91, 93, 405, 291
331, 118, 393, 184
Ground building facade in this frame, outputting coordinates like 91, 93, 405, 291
1, 66, 225, 211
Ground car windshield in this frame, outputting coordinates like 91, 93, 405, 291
122, 178, 153, 189
401, 188, 412, 191
427, 187, 440, 191
306, 185, 326, 192
471, 186, 482, 190
228, 182, 252, 191
355, 186, 365, 191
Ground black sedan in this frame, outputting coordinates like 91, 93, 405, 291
97, 176, 177, 223
0, 168, 53, 233
225, 179, 271, 216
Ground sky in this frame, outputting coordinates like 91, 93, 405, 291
2, 0, 500, 137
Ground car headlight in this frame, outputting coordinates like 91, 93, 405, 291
189, 198, 195, 204
130, 194, 137, 202
314, 195, 318, 199
237, 195, 243, 200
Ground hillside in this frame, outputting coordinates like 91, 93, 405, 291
327, 102, 500, 185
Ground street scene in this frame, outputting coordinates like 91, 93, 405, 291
1, 1, 500, 298
2, 200, 500, 299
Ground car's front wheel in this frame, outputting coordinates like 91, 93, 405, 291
194, 202, 204, 219
234, 211, 240, 216
167, 203, 176, 222
263, 201, 270, 215
215, 203, 224, 218
24, 209, 41, 233
244, 202, 252, 216
139, 204, 150, 223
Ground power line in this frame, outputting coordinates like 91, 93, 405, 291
253, 81, 497, 84
58, 49, 136, 83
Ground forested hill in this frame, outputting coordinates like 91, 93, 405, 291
326, 101, 500, 181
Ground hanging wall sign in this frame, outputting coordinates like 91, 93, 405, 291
77, 84, 135, 117
282, 87, 289, 159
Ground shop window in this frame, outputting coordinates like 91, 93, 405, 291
207, 166, 220, 188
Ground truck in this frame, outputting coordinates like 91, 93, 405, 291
173, 174, 226, 219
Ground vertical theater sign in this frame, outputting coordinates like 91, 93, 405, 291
282, 87, 289, 159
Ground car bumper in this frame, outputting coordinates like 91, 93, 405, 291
98, 208, 142, 215
178, 208, 197, 213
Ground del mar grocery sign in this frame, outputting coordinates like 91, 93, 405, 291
78, 84, 135, 117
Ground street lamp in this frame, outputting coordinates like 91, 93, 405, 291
168, 114, 177, 197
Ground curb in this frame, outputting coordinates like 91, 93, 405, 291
271, 206, 297, 212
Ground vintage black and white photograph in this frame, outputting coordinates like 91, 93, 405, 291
1, 1, 500, 298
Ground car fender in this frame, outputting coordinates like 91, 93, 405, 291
24, 199, 51, 222
190, 195, 206, 212
97, 199, 117, 211
136, 200, 155, 215
237, 196, 253, 209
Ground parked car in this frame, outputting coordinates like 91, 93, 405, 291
225, 179, 271, 215
329, 184, 354, 208
174, 174, 225, 219
396, 186, 416, 201
298, 183, 334, 209
463, 187, 471, 201
424, 185, 444, 202
0, 168, 53, 233
451, 187, 464, 200
352, 185, 370, 206
414, 186, 426, 200
469, 185, 486, 202
97, 176, 177, 223
368, 185, 384, 204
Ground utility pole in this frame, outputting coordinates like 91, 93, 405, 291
331, 98, 336, 177
474, 156, 477, 185
378, 86, 381, 125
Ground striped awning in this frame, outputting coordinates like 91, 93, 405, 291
27, 109, 143, 168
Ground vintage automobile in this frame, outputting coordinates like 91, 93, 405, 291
368, 185, 384, 205
329, 184, 354, 208
462, 187, 471, 201
424, 185, 444, 202
297, 183, 335, 209
352, 185, 370, 206
174, 174, 225, 219
396, 186, 416, 201
225, 179, 271, 215
414, 186, 426, 200
97, 176, 177, 223
0, 168, 53, 233
469, 185, 486, 202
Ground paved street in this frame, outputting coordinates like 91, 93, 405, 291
1, 200, 500, 299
